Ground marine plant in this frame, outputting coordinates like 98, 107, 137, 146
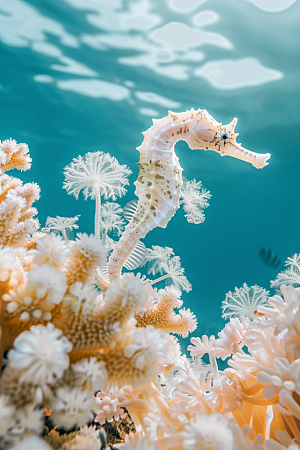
221, 283, 270, 321
63, 151, 132, 239
2, 108, 299, 450
42, 215, 80, 240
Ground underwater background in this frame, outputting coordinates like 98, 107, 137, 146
0, 0, 299, 348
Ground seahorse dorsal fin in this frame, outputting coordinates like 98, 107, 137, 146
123, 199, 139, 221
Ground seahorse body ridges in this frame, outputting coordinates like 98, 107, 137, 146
108, 108, 270, 280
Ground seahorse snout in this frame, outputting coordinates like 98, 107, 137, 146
221, 143, 271, 169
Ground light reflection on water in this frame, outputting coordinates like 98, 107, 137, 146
0, 0, 287, 94
0, 0, 299, 343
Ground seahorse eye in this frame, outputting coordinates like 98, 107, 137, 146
221, 131, 230, 142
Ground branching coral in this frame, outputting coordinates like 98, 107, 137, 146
0, 139, 39, 250
134, 286, 197, 337
143, 245, 175, 276
42, 215, 80, 240
144, 246, 192, 292
100, 202, 125, 241
0, 139, 31, 175
63, 151, 131, 239
180, 177, 211, 224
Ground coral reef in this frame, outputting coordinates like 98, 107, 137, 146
2, 109, 299, 450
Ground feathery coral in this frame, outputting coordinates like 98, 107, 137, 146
43, 215, 80, 240
63, 151, 132, 201
222, 283, 270, 321
149, 254, 192, 292
63, 151, 131, 239
144, 245, 175, 276
100, 202, 125, 239
271, 254, 300, 290
180, 177, 211, 224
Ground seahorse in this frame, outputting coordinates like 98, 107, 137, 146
107, 108, 270, 280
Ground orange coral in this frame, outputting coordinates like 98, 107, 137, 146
134, 285, 197, 337
0, 140, 31, 173
0, 140, 39, 248
64, 233, 106, 285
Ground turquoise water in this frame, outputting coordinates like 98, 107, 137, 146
0, 0, 299, 344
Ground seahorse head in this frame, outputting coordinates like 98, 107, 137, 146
186, 110, 270, 169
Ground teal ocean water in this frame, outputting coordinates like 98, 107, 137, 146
0, 0, 299, 345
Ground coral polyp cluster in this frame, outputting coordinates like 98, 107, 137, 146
0, 139, 40, 248
1, 110, 298, 450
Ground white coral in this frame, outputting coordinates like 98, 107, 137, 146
32, 233, 68, 267
161, 334, 185, 368
94, 386, 129, 424
221, 283, 269, 321
256, 285, 300, 335
144, 245, 175, 276
271, 254, 300, 289
73, 232, 106, 266
116, 431, 155, 450
8, 323, 72, 385
8, 435, 52, 450
159, 285, 183, 308
180, 177, 211, 224
50, 387, 96, 430
100, 202, 125, 238
64, 282, 100, 315
214, 317, 249, 360
0, 139, 31, 171
42, 215, 80, 240
229, 423, 265, 450
150, 255, 191, 293
105, 274, 148, 310
0, 138, 19, 157
161, 257, 191, 292
169, 372, 213, 419
26, 264, 68, 305
13, 403, 44, 436
188, 335, 216, 358
177, 308, 198, 337
124, 326, 166, 370
182, 413, 233, 450
257, 357, 300, 400
72, 357, 107, 392
0, 188, 38, 247
63, 151, 132, 201
0, 245, 24, 287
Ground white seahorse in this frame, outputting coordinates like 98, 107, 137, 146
107, 108, 270, 280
